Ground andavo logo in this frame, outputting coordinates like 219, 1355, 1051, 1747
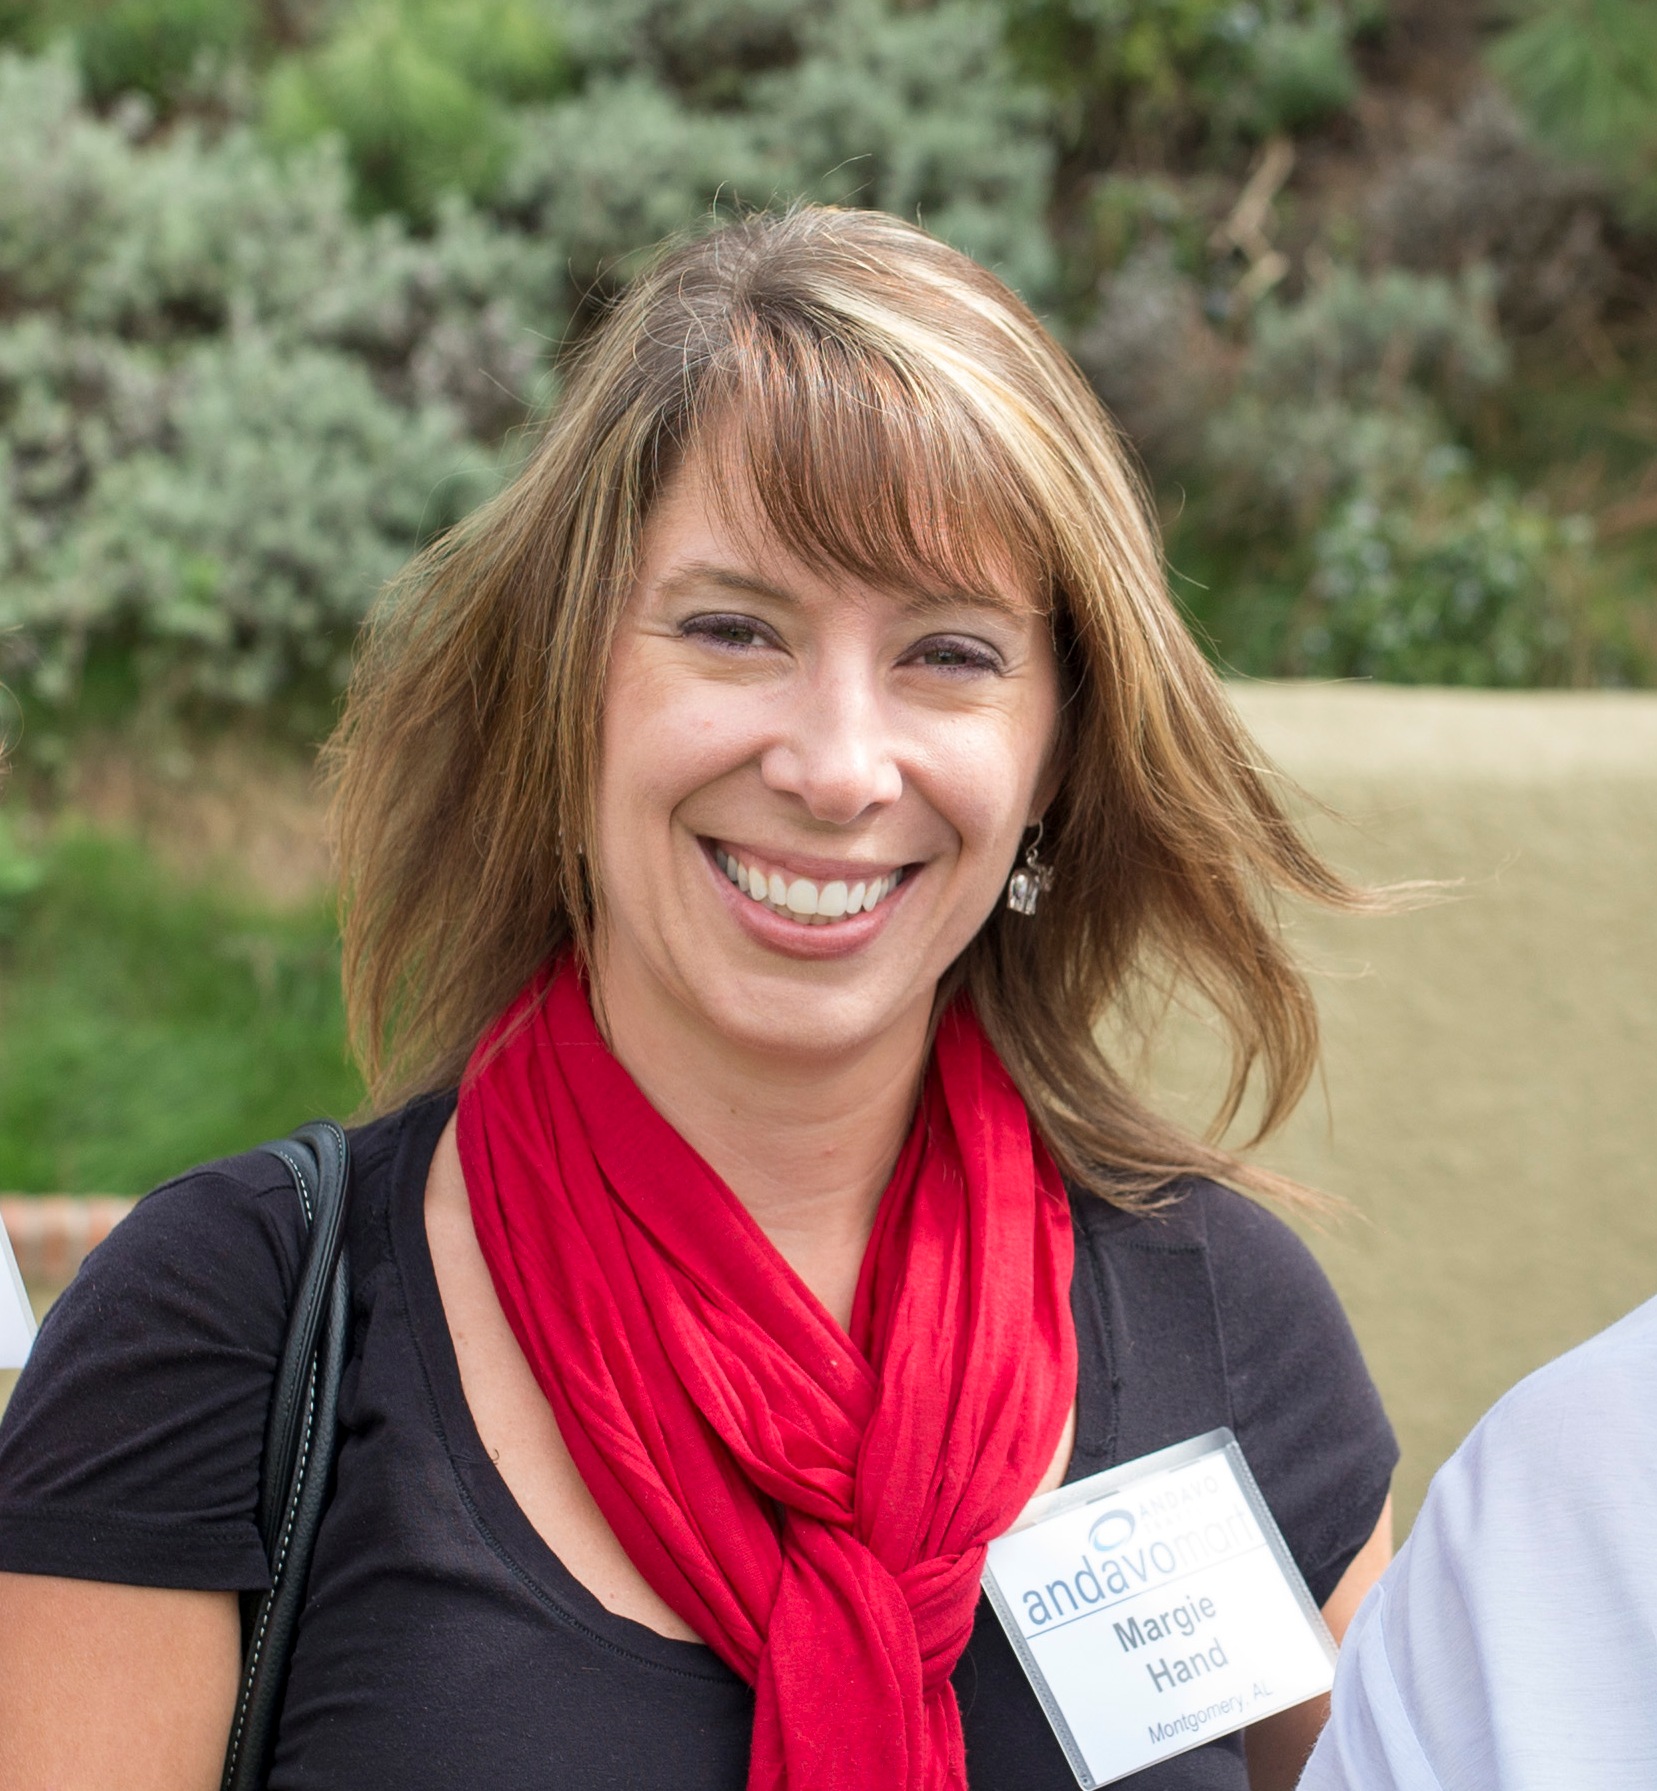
1088, 1507, 1136, 1555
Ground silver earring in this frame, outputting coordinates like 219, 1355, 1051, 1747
1006, 822, 1053, 917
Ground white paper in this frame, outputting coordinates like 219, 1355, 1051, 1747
0, 1210, 37, 1369
984, 1430, 1335, 1788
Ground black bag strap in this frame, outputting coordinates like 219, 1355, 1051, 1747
220, 1120, 353, 1791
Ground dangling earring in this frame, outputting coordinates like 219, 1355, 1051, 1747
1006, 821, 1053, 916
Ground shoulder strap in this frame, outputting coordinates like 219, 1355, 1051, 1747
221, 1120, 353, 1791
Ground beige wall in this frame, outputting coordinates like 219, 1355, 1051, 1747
1176, 684, 1657, 1529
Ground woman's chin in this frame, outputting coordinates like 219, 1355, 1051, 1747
670, 959, 934, 1067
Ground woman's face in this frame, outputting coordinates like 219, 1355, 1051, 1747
591, 450, 1062, 1069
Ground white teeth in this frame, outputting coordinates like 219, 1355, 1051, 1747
712, 849, 902, 923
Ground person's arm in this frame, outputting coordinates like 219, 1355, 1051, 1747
0, 1573, 241, 1791
1242, 1494, 1393, 1791
0, 1163, 307, 1791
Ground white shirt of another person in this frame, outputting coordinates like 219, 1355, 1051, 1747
1298, 1293, 1657, 1791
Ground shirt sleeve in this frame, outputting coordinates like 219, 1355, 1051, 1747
1198, 1184, 1398, 1608
1301, 1294, 1657, 1791
1295, 1576, 1447, 1791
0, 1153, 307, 1591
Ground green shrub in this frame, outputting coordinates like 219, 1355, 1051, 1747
1299, 475, 1590, 684
263, 0, 573, 220
1234, 265, 1509, 414
415, 0, 571, 103
14, 331, 492, 708
507, 0, 1056, 299
501, 74, 773, 288
561, 0, 808, 92
1490, 0, 1657, 228
755, 0, 1053, 296
1003, 0, 1375, 151
1244, 9, 1358, 134
21, 0, 256, 105
74, 0, 251, 104
264, 11, 505, 218
0, 50, 559, 718
1202, 266, 1510, 531
0, 0, 40, 45
1083, 253, 1594, 682
1364, 87, 1614, 338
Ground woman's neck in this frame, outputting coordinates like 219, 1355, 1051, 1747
591, 965, 931, 1330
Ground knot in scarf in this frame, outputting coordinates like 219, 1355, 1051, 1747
458, 961, 1077, 1791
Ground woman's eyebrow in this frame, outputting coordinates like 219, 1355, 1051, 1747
657, 563, 793, 605
900, 585, 1030, 622
658, 560, 1028, 620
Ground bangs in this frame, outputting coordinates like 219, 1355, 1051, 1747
685, 311, 1055, 614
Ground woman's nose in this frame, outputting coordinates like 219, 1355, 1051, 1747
758, 669, 904, 825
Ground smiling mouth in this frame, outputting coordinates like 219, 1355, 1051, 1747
710, 843, 908, 926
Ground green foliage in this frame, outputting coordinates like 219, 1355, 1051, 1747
59, 0, 254, 104
1003, 0, 1374, 150
22, 331, 492, 707
502, 74, 773, 286
1490, 0, 1657, 227
0, 0, 1647, 697
1085, 255, 1605, 683
1244, 8, 1360, 133
751, 0, 1054, 294
1, 0, 258, 104
1362, 89, 1613, 338
0, 10, 1060, 721
1299, 474, 1590, 684
505, 0, 1055, 297
1203, 267, 1510, 531
1219, 272, 1597, 684
0, 50, 557, 715
0, 826, 360, 1193
264, 0, 573, 220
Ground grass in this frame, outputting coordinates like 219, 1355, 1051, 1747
0, 823, 361, 1194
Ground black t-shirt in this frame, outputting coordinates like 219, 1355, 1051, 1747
0, 1093, 1396, 1789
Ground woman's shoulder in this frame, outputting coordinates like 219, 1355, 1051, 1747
101, 1090, 447, 1280
48, 1093, 435, 1301
1070, 1172, 1377, 1406
0, 1094, 447, 1591
1068, 1172, 1333, 1300
1068, 1175, 1397, 1606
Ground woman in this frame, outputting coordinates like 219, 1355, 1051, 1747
0, 207, 1394, 1791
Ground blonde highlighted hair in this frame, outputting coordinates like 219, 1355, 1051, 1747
329, 205, 1366, 1204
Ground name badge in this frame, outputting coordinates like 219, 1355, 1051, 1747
0, 1210, 37, 1369
983, 1428, 1335, 1788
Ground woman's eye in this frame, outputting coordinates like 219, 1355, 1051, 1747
680, 613, 773, 651
907, 636, 1004, 673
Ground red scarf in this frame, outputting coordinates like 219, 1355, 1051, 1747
457, 960, 1076, 1791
